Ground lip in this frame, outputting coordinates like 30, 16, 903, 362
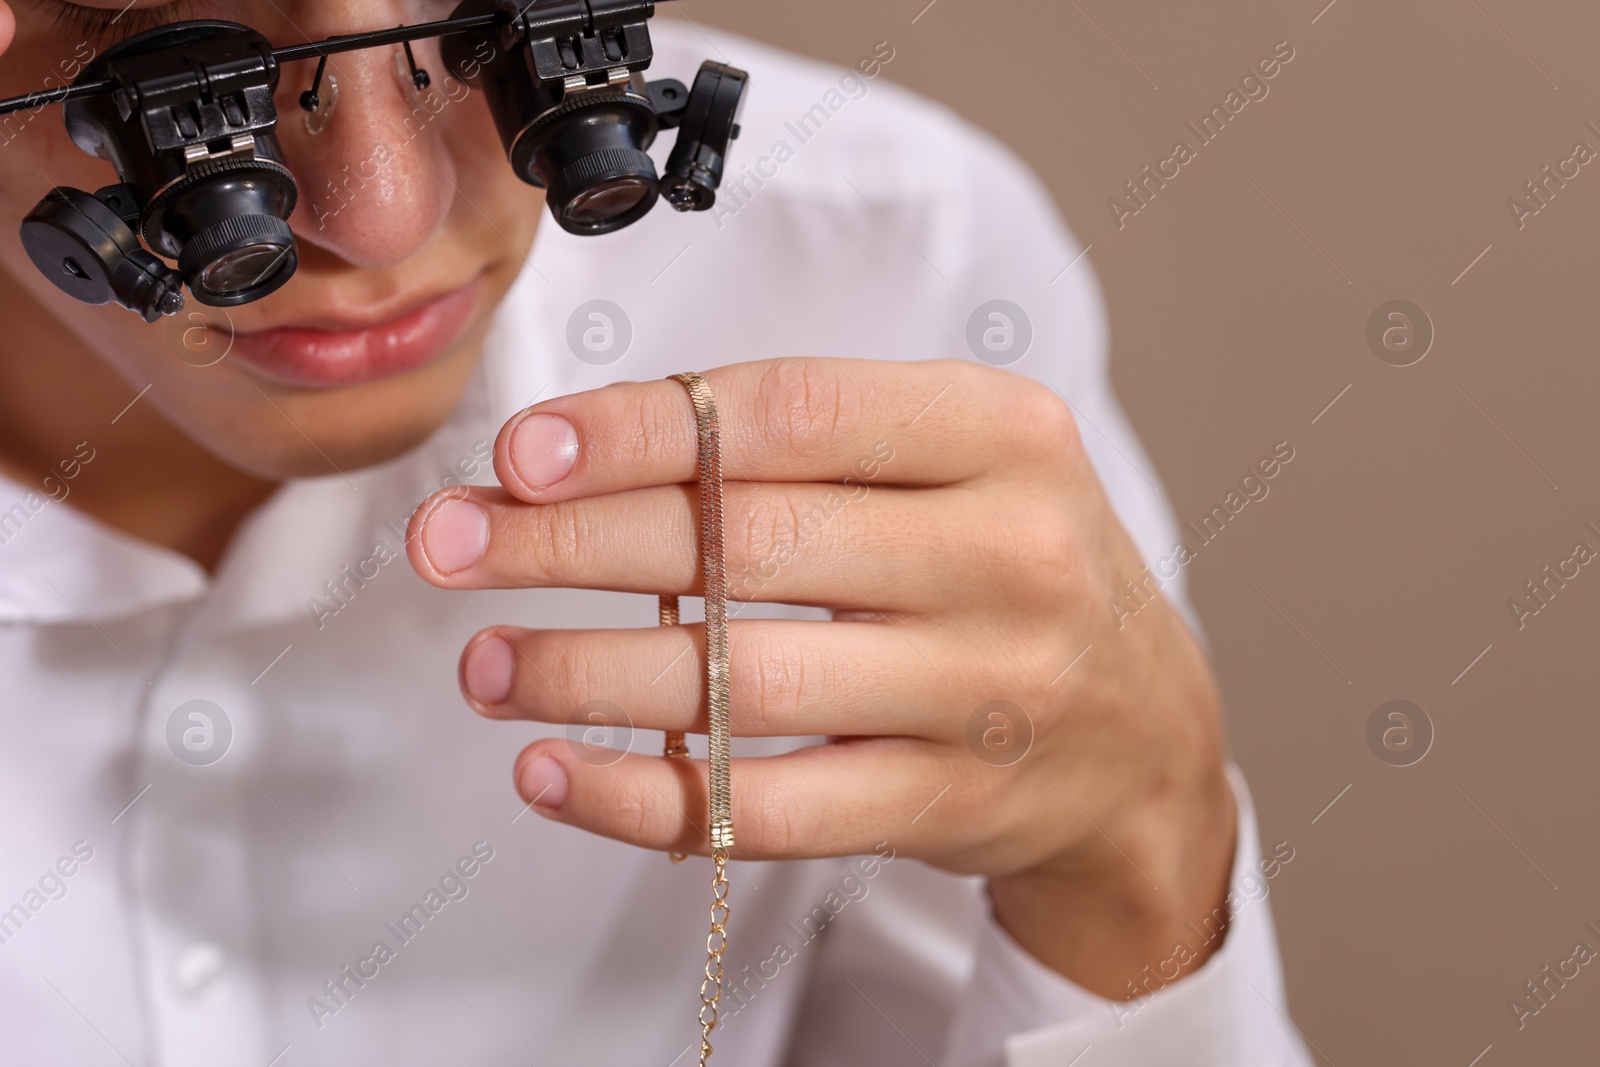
221, 282, 480, 389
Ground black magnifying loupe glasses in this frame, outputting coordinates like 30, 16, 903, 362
0, 0, 748, 323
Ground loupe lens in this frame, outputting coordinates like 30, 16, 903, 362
166, 170, 299, 307
553, 154, 658, 234
199, 242, 296, 298
565, 178, 654, 226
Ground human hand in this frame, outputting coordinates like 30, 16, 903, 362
407, 358, 1237, 997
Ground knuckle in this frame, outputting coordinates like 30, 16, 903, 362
735, 490, 798, 576
634, 386, 689, 469
1013, 647, 1066, 712
588, 384, 689, 473
940, 758, 992, 825
969, 506, 1080, 605
610, 773, 658, 844
1011, 379, 1083, 461
963, 644, 1055, 741
526, 632, 596, 716
1028, 514, 1081, 596
520, 499, 589, 583
731, 487, 841, 580
750, 360, 856, 459
730, 626, 810, 735
737, 774, 799, 858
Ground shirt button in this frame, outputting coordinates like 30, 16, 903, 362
171, 941, 227, 1002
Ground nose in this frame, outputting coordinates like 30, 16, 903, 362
274, 10, 458, 270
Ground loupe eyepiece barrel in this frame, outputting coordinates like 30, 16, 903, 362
53, 21, 300, 309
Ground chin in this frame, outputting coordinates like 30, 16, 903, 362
189, 407, 461, 482
162, 325, 489, 483
234, 418, 455, 481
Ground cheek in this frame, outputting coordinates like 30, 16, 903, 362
0, 226, 179, 402
434, 96, 546, 303
0, 28, 124, 188
442, 97, 544, 220
0, 117, 121, 292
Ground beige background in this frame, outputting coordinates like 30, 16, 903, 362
671, 1, 1600, 1063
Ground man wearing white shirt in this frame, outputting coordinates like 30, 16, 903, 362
0, 3, 1310, 1064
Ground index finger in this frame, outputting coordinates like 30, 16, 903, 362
492, 357, 1068, 503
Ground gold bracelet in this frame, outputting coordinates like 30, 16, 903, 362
663, 371, 735, 1067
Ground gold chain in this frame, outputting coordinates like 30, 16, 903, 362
699, 850, 731, 1064
665, 371, 735, 1067
660, 595, 690, 864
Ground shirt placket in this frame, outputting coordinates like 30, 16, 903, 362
131, 617, 274, 1067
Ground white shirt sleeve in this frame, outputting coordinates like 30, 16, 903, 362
939, 768, 1313, 1067
780, 771, 1312, 1067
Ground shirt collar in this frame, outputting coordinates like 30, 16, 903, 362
0, 476, 209, 625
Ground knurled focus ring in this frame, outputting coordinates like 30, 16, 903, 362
512, 85, 658, 166
141, 155, 298, 255
554, 146, 657, 195
176, 213, 295, 285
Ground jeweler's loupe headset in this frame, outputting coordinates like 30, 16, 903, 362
0, 0, 748, 322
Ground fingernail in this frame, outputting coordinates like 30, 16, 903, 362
519, 755, 568, 809
462, 635, 514, 706
423, 499, 489, 575
508, 414, 579, 490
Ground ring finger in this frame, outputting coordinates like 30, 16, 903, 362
460, 619, 974, 741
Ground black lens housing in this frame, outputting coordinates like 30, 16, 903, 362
515, 87, 662, 235
63, 21, 298, 306
444, 0, 670, 235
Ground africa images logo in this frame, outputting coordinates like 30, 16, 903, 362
566, 300, 633, 366
166, 700, 233, 767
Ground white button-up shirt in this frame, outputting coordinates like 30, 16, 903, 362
0, 22, 1310, 1067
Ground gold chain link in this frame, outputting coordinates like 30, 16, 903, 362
698, 849, 731, 1064
667, 372, 735, 1067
